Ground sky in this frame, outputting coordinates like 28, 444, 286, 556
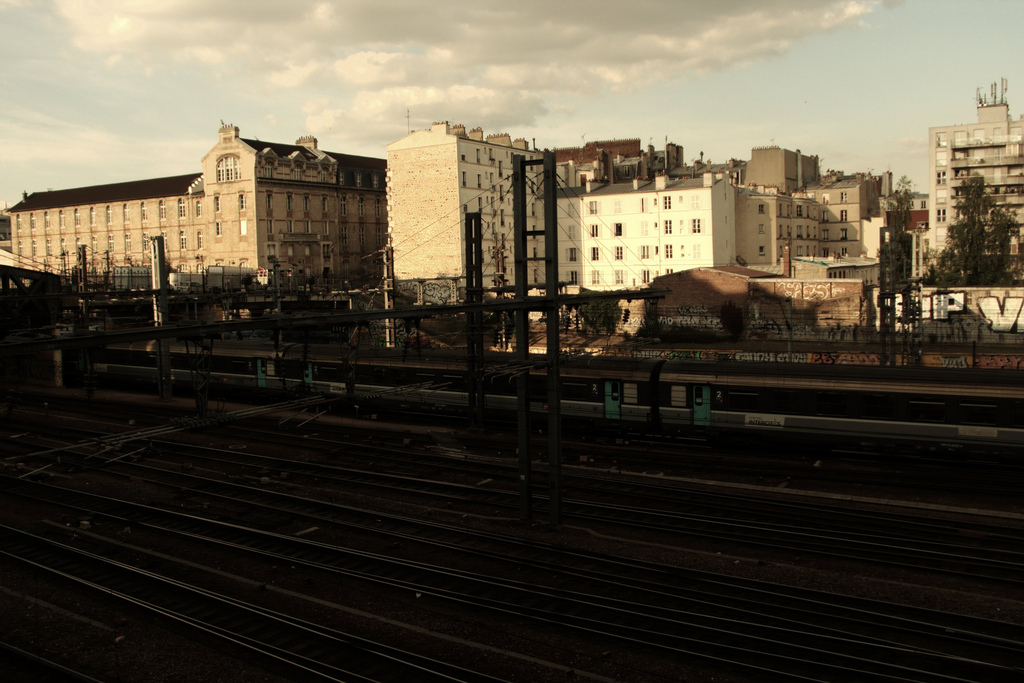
2, 0, 1023, 209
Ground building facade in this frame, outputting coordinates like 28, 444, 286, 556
386, 122, 541, 286
8, 123, 387, 286
928, 87, 1024, 256
555, 173, 737, 291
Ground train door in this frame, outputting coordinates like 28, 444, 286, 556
604, 380, 622, 420
692, 385, 711, 426
302, 362, 314, 386
255, 358, 267, 388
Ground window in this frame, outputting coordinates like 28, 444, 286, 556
123, 204, 129, 222
372, 173, 380, 188
45, 237, 51, 256
588, 201, 599, 215
797, 226, 803, 238
936, 170, 947, 185
758, 245, 765, 256
691, 218, 701, 234
196, 230, 203, 249
214, 196, 221, 213
124, 234, 131, 253
693, 244, 701, 259
215, 221, 222, 236
590, 271, 601, 285
55, 210, 61, 228
797, 246, 803, 256
569, 271, 578, 284
640, 221, 649, 236
140, 202, 148, 221
107, 235, 113, 253
88, 207, 95, 225
840, 209, 848, 222
340, 197, 347, 215
158, 201, 166, 219
216, 156, 240, 182
240, 193, 247, 211
567, 247, 578, 262
614, 246, 623, 260
758, 224, 765, 234
105, 206, 112, 224
590, 247, 600, 261
796, 205, 803, 217
285, 194, 292, 212
358, 197, 364, 216
665, 244, 673, 259
590, 224, 599, 238
664, 220, 673, 235
614, 270, 624, 285
821, 193, 830, 205
305, 220, 311, 233
840, 192, 848, 203
195, 200, 202, 217
614, 223, 623, 237
322, 243, 331, 258
691, 195, 700, 210
476, 173, 481, 188
179, 231, 187, 250
641, 270, 650, 284
640, 245, 650, 259
375, 198, 382, 217
177, 198, 185, 218
937, 208, 946, 222
840, 228, 848, 240
75, 208, 82, 226
662, 196, 671, 210
758, 203, 765, 214
287, 220, 293, 233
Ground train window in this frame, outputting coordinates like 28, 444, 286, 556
561, 381, 591, 401
727, 391, 759, 411
814, 392, 847, 417
908, 398, 946, 423
958, 402, 997, 426
622, 382, 638, 404
772, 390, 804, 414
669, 385, 687, 407
861, 393, 897, 420
1010, 401, 1024, 427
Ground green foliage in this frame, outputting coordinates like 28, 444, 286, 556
579, 297, 621, 335
929, 176, 1021, 286
887, 176, 916, 283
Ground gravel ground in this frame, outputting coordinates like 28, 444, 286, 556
2, 386, 1023, 681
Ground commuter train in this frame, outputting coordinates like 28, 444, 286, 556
80, 344, 1024, 455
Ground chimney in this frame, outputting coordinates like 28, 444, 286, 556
655, 174, 667, 190
633, 178, 639, 190
783, 244, 792, 278
586, 179, 593, 193
296, 135, 318, 151
218, 122, 240, 143
703, 172, 714, 187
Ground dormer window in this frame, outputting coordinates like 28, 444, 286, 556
216, 156, 240, 183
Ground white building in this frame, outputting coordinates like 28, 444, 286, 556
928, 85, 1024, 256
555, 173, 737, 290
386, 122, 541, 286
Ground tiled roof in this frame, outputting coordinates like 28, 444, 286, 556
10, 173, 203, 212
242, 138, 386, 170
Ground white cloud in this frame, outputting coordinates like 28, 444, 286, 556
53, 0, 881, 98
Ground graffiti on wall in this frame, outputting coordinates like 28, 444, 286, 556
978, 297, 1024, 333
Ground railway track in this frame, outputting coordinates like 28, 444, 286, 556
3, 476, 1024, 682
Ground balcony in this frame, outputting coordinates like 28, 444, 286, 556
950, 154, 1024, 168
951, 135, 1022, 149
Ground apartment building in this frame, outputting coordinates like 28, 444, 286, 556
386, 122, 542, 286
8, 123, 387, 284
803, 172, 880, 260
555, 173, 737, 291
929, 86, 1024, 255
735, 187, 821, 268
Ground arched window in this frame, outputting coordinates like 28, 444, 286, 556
216, 156, 240, 183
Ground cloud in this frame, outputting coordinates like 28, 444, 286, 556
54, 1, 882, 96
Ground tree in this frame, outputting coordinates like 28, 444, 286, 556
927, 176, 1021, 287
579, 298, 621, 335
886, 176, 915, 282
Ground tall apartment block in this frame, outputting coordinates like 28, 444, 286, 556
928, 83, 1024, 257
386, 123, 541, 287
